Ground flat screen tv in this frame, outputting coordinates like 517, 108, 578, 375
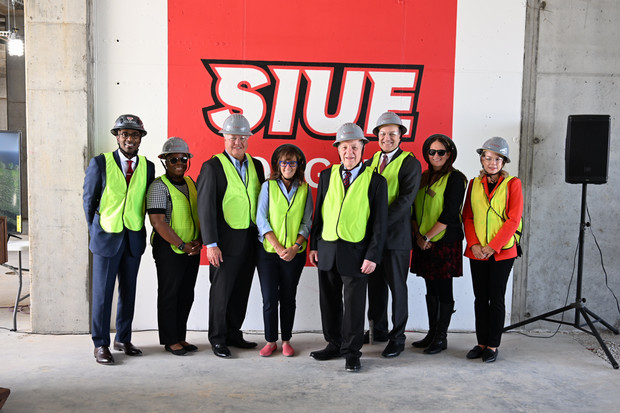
0, 131, 22, 233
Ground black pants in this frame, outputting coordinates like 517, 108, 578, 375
208, 241, 258, 345
367, 249, 409, 343
470, 257, 515, 347
319, 268, 368, 357
256, 248, 305, 342
152, 233, 200, 345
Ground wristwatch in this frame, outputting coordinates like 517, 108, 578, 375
178, 242, 186, 251
421, 234, 429, 242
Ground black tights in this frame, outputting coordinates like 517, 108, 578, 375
425, 278, 454, 303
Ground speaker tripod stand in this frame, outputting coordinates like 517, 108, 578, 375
503, 183, 619, 369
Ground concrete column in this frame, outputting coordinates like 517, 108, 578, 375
25, 1, 90, 333
512, 0, 543, 323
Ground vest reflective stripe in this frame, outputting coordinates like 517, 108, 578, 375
214, 153, 261, 229
471, 176, 521, 249
160, 175, 200, 254
263, 180, 308, 253
99, 152, 147, 233
322, 165, 372, 243
369, 151, 413, 205
414, 172, 452, 242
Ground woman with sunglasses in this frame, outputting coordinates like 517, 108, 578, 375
462, 137, 523, 363
146, 137, 202, 356
411, 134, 467, 355
255, 144, 313, 357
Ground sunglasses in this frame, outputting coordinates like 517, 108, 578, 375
167, 156, 189, 164
279, 160, 298, 167
428, 149, 447, 156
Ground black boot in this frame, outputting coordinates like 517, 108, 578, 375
412, 295, 439, 348
424, 301, 454, 354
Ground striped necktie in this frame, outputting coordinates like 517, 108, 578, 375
343, 170, 352, 190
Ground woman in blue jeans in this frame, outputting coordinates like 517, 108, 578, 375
256, 144, 313, 357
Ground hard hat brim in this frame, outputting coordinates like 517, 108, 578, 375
333, 137, 369, 147
111, 128, 147, 137
158, 152, 193, 159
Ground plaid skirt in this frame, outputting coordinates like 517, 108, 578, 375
410, 239, 463, 280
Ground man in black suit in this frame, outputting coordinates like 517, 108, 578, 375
309, 122, 388, 372
196, 114, 265, 358
83, 114, 155, 365
365, 112, 421, 358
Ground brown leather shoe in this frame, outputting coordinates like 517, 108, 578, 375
94, 346, 115, 365
0, 387, 11, 409
113, 341, 143, 356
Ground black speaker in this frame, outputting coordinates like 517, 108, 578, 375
565, 114, 610, 184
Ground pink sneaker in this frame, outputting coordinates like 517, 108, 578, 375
282, 342, 295, 357
259, 343, 277, 357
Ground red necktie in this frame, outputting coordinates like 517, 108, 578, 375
126, 160, 134, 185
343, 170, 352, 190
380, 154, 388, 173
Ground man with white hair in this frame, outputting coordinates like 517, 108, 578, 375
308, 122, 388, 372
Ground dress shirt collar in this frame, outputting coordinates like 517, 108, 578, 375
341, 162, 363, 183
381, 147, 400, 164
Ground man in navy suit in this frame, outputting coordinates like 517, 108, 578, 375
309, 123, 388, 372
83, 114, 155, 365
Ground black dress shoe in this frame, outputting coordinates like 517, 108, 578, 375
113, 341, 143, 356
94, 346, 115, 365
182, 343, 198, 352
309, 343, 341, 360
482, 348, 498, 363
165, 345, 187, 356
466, 345, 486, 359
345, 355, 361, 372
381, 341, 405, 358
363, 330, 389, 344
212, 344, 232, 358
227, 337, 257, 349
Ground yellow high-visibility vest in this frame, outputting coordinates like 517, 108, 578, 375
159, 175, 199, 254
214, 153, 261, 229
263, 180, 308, 253
98, 152, 147, 233
322, 166, 372, 243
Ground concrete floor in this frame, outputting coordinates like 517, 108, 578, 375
1, 305, 619, 413
2, 240, 620, 412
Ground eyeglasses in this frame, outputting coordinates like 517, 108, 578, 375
225, 136, 248, 142
279, 160, 298, 167
378, 131, 400, 138
483, 156, 504, 164
428, 149, 447, 157
167, 156, 189, 165
119, 131, 142, 140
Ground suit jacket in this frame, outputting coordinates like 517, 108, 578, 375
83, 150, 155, 258
196, 152, 265, 256
310, 164, 388, 277
365, 148, 421, 250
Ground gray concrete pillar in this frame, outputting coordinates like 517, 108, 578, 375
25, 1, 90, 333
